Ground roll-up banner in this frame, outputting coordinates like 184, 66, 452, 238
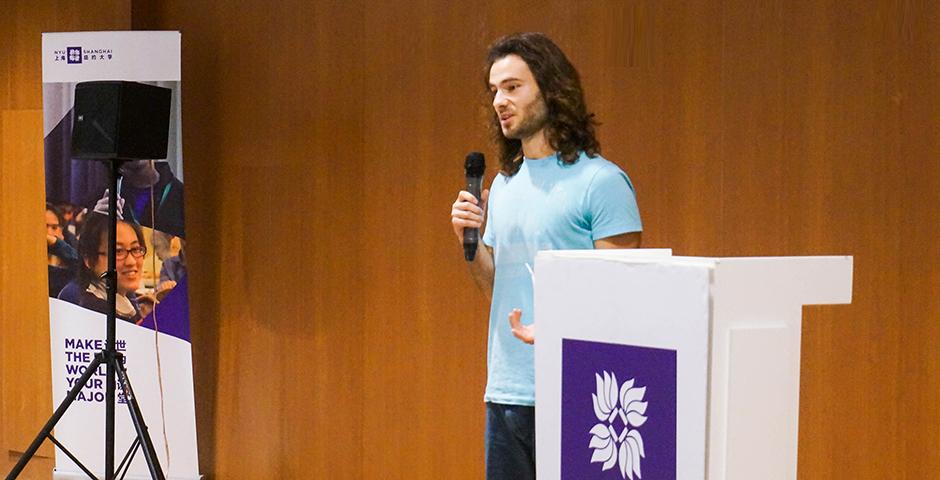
41, 31, 199, 480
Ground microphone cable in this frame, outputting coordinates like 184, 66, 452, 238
146, 160, 172, 471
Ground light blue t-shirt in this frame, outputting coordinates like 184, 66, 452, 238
481, 151, 642, 406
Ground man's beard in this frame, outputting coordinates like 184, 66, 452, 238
504, 96, 549, 140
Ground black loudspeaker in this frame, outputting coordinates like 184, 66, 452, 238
71, 81, 172, 161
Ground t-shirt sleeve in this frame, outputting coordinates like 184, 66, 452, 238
482, 175, 499, 246
585, 163, 643, 241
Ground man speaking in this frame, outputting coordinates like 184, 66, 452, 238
450, 33, 643, 479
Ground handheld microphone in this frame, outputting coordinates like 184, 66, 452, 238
464, 152, 486, 261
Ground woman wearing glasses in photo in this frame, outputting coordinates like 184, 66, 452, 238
58, 213, 155, 323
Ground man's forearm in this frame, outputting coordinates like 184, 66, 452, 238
468, 243, 495, 299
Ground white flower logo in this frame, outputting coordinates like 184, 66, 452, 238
589, 371, 648, 479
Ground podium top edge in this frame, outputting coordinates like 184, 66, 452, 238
712, 255, 853, 263
536, 250, 852, 266
536, 248, 673, 259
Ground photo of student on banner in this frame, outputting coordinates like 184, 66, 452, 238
87, 160, 186, 240
154, 232, 186, 299
43, 81, 187, 311
56, 213, 158, 323
46, 203, 80, 297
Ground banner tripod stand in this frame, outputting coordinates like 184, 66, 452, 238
6, 159, 166, 480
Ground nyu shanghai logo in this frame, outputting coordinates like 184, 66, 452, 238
590, 371, 647, 479
67, 46, 82, 63
53, 46, 114, 64
561, 339, 677, 479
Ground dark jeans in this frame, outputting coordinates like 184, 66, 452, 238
485, 402, 535, 480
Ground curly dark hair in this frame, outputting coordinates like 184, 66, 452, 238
485, 32, 600, 176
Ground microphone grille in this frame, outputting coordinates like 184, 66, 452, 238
465, 152, 485, 176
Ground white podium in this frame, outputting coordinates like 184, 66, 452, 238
534, 250, 852, 480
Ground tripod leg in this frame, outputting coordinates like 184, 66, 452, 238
6, 353, 105, 480
110, 356, 166, 480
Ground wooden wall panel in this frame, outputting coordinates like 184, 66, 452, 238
0, 4, 8, 461
0, 0, 920, 478
0, 2, 129, 478
358, 5, 490, 478
0, 111, 52, 462
129, 2, 372, 477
